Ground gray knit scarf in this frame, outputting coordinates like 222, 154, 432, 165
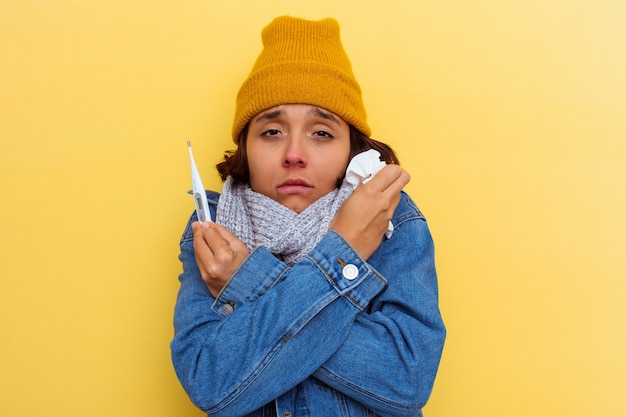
216, 178, 354, 266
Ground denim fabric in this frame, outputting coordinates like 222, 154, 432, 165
171, 191, 445, 417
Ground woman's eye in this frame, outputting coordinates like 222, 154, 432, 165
262, 129, 281, 136
314, 130, 334, 138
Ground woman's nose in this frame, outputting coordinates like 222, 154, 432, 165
282, 136, 307, 167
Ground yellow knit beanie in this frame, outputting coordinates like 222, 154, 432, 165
231, 16, 370, 143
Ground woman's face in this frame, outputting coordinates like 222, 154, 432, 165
246, 104, 351, 213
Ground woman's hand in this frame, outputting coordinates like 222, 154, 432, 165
192, 222, 250, 297
330, 164, 410, 260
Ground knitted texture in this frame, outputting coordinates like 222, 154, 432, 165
216, 178, 354, 266
231, 16, 370, 142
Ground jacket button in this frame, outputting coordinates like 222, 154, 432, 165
221, 303, 234, 316
342, 264, 359, 280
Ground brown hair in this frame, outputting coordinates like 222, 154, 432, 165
216, 125, 399, 184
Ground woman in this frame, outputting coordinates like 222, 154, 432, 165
171, 16, 445, 417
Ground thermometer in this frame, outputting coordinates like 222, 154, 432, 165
187, 141, 212, 223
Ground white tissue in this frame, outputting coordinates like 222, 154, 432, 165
345, 149, 386, 186
345, 149, 395, 238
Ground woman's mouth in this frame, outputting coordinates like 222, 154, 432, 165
277, 179, 313, 195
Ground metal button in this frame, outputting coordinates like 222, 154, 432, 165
221, 303, 234, 316
342, 264, 359, 280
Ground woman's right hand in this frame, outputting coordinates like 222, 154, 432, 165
330, 164, 410, 260
192, 221, 250, 298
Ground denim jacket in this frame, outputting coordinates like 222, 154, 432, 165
171, 191, 446, 417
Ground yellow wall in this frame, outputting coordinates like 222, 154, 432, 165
1, 1, 624, 416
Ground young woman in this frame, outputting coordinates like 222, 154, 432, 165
171, 16, 445, 417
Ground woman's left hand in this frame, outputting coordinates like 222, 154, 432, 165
330, 164, 410, 260
191, 222, 250, 297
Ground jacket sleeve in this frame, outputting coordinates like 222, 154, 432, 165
312, 199, 446, 417
171, 213, 389, 416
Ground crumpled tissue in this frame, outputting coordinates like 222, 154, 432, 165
345, 149, 394, 238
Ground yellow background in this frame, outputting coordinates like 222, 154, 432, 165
1, 0, 624, 416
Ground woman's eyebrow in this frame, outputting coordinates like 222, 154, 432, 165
310, 107, 341, 125
254, 109, 284, 123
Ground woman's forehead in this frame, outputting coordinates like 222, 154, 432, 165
252, 104, 345, 125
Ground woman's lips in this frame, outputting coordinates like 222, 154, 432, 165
277, 179, 313, 195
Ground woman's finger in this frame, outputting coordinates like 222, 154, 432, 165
363, 165, 402, 190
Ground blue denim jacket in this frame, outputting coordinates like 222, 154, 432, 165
171, 191, 445, 417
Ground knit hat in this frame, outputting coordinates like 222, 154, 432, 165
231, 16, 370, 142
